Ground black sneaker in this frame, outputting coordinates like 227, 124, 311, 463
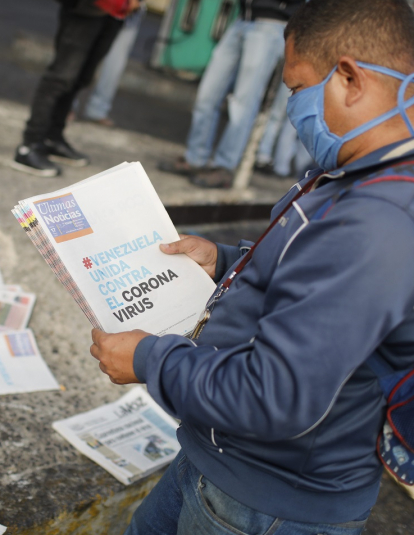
11, 143, 61, 177
254, 161, 275, 175
44, 138, 89, 167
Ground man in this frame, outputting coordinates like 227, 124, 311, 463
11, 0, 139, 177
159, 0, 305, 189
91, 1, 414, 533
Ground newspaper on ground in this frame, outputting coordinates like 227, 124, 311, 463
0, 289, 36, 332
0, 524, 7, 534
1, 284, 22, 293
13, 162, 216, 336
53, 386, 179, 485
0, 329, 59, 395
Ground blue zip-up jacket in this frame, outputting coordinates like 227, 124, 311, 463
133, 138, 414, 524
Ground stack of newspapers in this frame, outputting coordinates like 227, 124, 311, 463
12, 162, 216, 336
0, 268, 59, 396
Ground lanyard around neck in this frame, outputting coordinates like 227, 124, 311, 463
221, 173, 321, 290
191, 173, 322, 340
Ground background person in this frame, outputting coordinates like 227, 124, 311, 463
12, 0, 139, 177
159, 0, 305, 189
82, 4, 146, 127
255, 81, 313, 178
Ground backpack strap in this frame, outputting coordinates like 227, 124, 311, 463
365, 355, 411, 399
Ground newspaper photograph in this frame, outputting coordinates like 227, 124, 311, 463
53, 386, 180, 485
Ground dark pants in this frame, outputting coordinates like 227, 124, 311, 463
23, 7, 122, 145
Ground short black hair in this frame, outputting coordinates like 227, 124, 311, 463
285, 0, 414, 76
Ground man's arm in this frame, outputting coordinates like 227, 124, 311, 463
91, 197, 414, 440
114, 197, 414, 440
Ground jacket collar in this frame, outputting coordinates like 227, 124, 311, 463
313, 137, 414, 181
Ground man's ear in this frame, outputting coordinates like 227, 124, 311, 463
336, 56, 366, 107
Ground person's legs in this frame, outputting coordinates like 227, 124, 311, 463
176, 460, 280, 535
272, 116, 298, 176
270, 519, 367, 535
174, 457, 368, 535
123, 450, 185, 535
256, 82, 290, 166
84, 11, 143, 122
212, 19, 285, 171
125, 451, 368, 535
23, 7, 108, 145
46, 14, 122, 141
184, 20, 244, 168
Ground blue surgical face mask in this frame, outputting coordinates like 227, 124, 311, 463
286, 61, 414, 170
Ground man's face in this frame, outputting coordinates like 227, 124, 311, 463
283, 36, 350, 141
283, 37, 324, 97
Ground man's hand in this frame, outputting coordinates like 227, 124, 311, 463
90, 328, 150, 384
160, 235, 218, 278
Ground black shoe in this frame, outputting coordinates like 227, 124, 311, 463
254, 161, 275, 175
158, 156, 205, 176
190, 167, 233, 189
11, 143, 61, 177
44, 138, 89, 167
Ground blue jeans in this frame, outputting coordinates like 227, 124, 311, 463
185, 18, 286, 171
256, 82, 291, 166
83, 9, 144, 120
257, 82, 313, 176
123, 451, 368, 535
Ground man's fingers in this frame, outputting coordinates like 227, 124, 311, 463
160, 236, 201, 255
160, 240, 184, 255
99, 361, 108, 375
91, 328, 106, 345
90, 343, 100, 360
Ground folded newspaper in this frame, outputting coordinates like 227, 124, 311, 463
12, 163, 215, 336
53, 386, 179, 485
0, 288, 36, 332
0, 329, 59, 395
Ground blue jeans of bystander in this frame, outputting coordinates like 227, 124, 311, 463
83, 9, 144, 121
185, 18, 285, 171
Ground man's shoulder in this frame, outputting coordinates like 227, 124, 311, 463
350, 156, 414, 215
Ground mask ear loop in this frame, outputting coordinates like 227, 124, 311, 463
397, 73, 414, 137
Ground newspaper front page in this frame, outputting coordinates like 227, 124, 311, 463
53, 386, 180, 485
14, 162, 216, 336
